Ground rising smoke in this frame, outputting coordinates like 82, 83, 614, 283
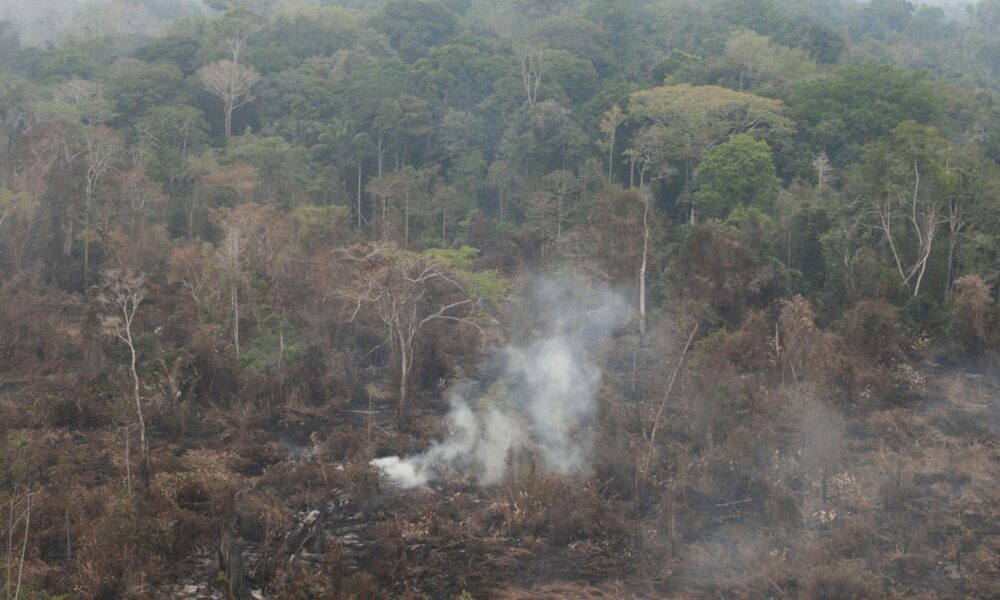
373, 277, 629, 488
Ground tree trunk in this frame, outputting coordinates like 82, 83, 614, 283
83, 239, 89, 288
212, 514, 245, 599
607, 126, 616, 186
125, 320, 148, 494
231, 282, 240, 357
257, 510, 320, 584
13, 495, 29, 600
398, 357, 409, 424
945, 227, 960, 295
397, 327, 410, 424
224, 100, 233, 138
124, 422, 131, 494
357, 162, 363, 230
5, 498, 13, 600
61, 218, 73, 257
188, 179, 200, 239
639, 193, 650, 337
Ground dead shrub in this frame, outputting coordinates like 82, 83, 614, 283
825, 514, 880, 561
840, 299, 907, 365
879, 465, 917, 511
951, 274, 994, 353
863, 409, 916, 445
372, 519, 404, 562
269, 545, 381, 600
778, 295, 839, 387
258, 458, 330, 492
342, 460, 380, 503
495, 475, 626, 545
317, 428, 369, 461
799, 560, 881, 599
236, 492, 293, 545
687, 346, 755, 448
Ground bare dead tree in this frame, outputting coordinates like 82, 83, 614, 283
334, 245, 489, 423
624, 135, 673, 335
97, 269, 149, 493
80, 126, 120, 287
514, 45, 544, 106
198, 60, 261, 138
871, 158, 944, 297
599, 105, 625, 186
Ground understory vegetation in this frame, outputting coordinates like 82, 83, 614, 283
2, 0, 1000, 598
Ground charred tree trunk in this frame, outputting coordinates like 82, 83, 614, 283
211, 514, 246, 599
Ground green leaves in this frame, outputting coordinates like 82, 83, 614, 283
294, 204, 351, 250
628, 84, 791, 166
424, 246, 508, 307
694, 134, 780, 220
783, 65, 939, 165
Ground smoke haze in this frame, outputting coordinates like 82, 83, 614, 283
373, 277, 629, 488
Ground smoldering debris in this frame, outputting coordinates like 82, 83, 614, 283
373, 277, 629, 488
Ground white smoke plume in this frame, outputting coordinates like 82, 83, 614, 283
373, 277, 628, 488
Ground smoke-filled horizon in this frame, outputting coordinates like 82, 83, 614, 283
373, 277, 629, 488
0, 0, 209, 45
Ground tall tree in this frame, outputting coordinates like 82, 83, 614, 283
627, 83, 790, 183
97, 268, 149, 493
79, 126, 122, 287
198, 60, 261, 138
335, 244, 502, 422
852, 121, 949, 297
693, 134, 780, 220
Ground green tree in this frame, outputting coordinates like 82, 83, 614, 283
134, 34, 202, 75
783, 65, 938, 164
106, 59, 184, 120
371, 0, 458, 62
694, 134, 780, 220
626, 83, 790, 194
334, 244, 502, 423
722, 30, 815, 90
849, 121, 950, 297
413, 44, 509, 108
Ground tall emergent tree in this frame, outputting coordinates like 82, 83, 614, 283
198, 59, 261, 138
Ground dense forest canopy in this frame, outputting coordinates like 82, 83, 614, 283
2, 0, 1000, 598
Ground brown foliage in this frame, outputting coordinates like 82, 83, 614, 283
840, 299, 907, 365
952, 274, 995, 353
0, 275, 83, 372
778, 295, 837, 386
799, 560, 881, 599
494, 475, 628, 546
670, 222, 789, 323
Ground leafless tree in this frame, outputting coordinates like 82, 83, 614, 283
514, 45, 544, 106
871, 158, 944, 297
334, 245, 488, 422
599, 105, 625, 186
624, 134, 674, 335
80, 126, 121, 285
198, 60, 261, 138
97, 269, 148, 493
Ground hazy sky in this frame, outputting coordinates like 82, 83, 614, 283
0, 0, 983, 46
0, 0, 208, 45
